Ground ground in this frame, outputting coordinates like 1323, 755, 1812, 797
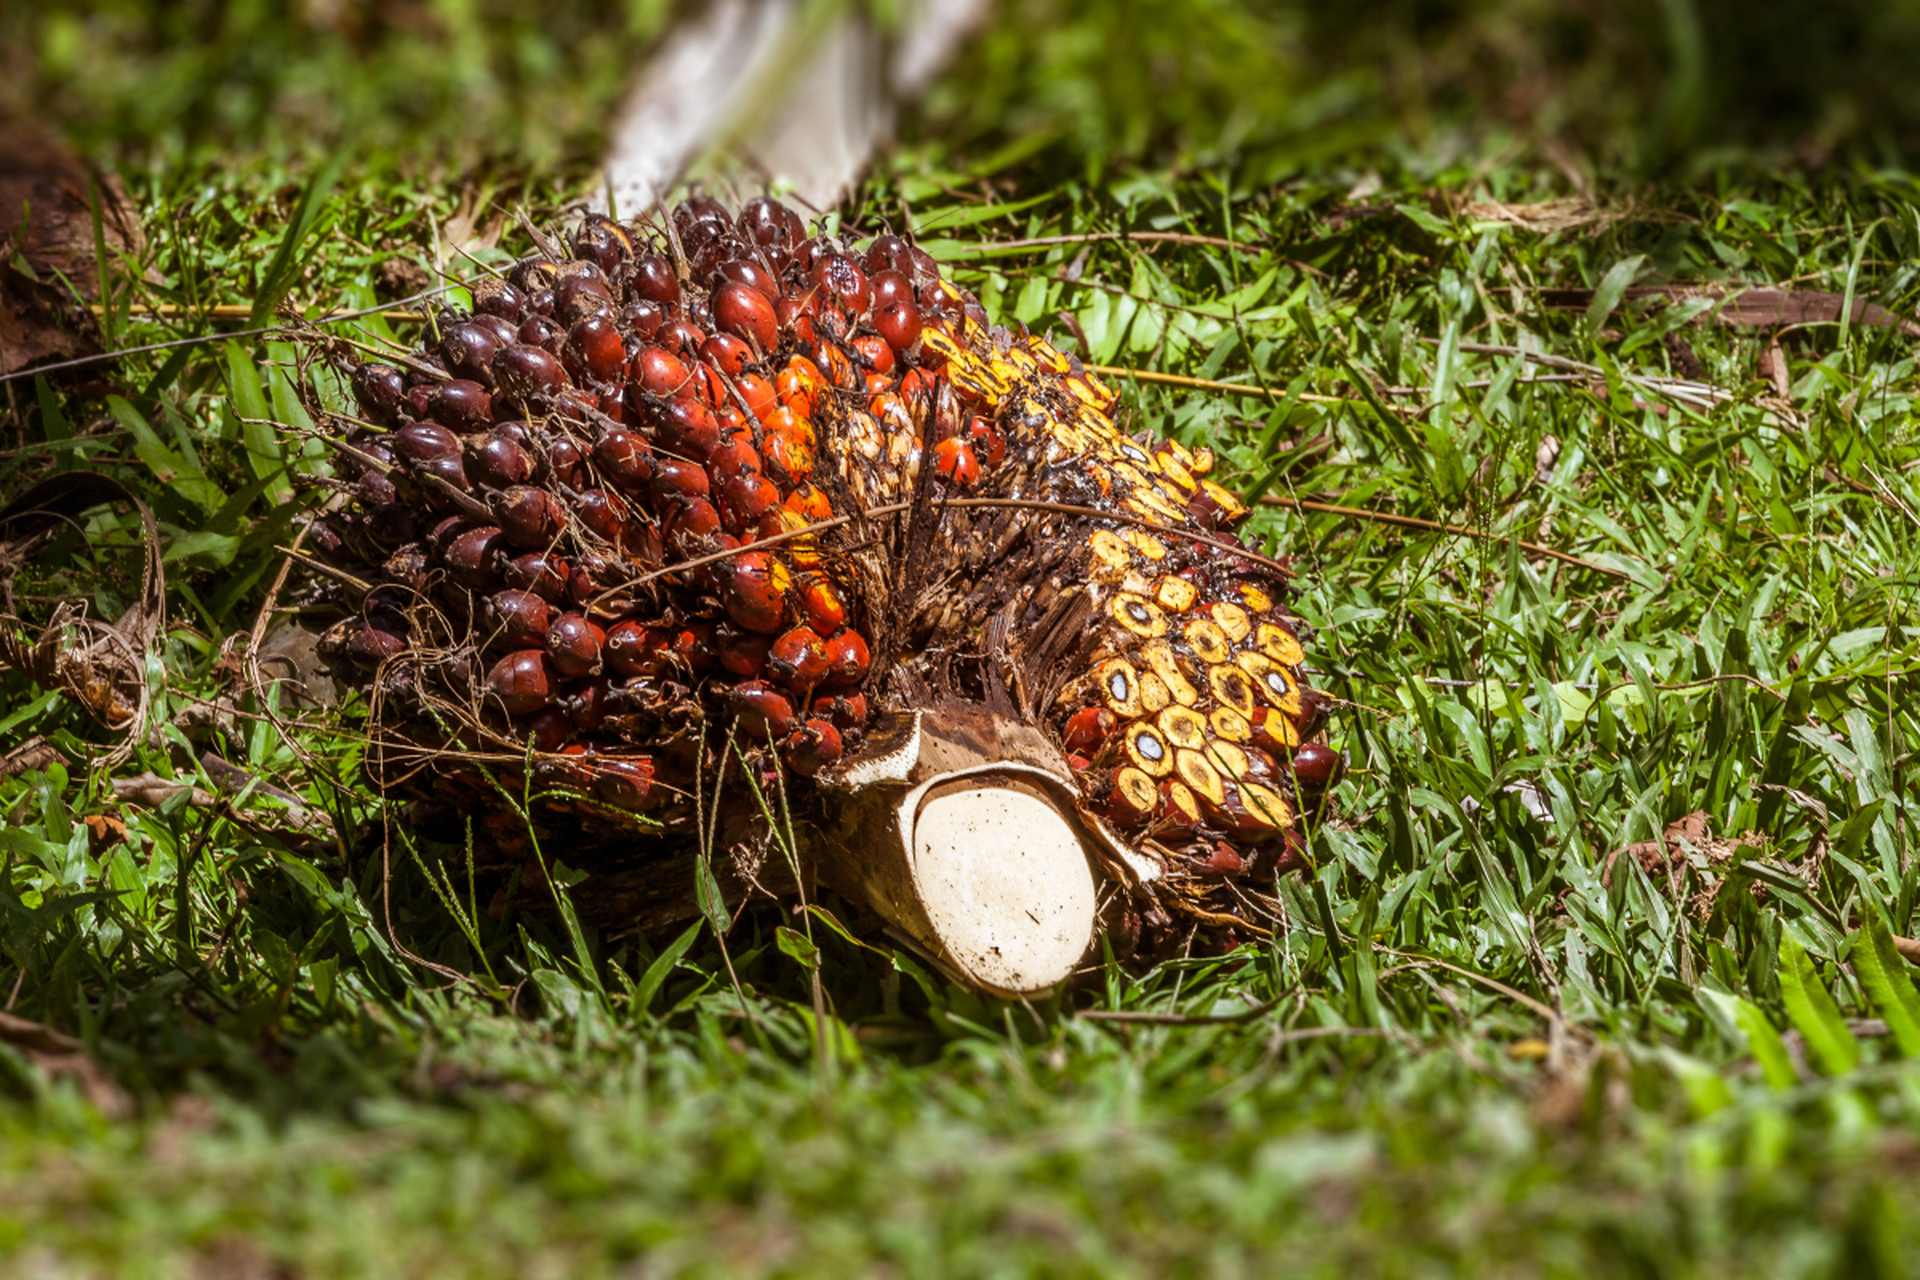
3, 2, 1920, 1275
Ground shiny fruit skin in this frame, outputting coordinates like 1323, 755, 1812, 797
486, 650, 559, 715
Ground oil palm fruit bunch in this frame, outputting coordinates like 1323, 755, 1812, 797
301, 195, 1333, 974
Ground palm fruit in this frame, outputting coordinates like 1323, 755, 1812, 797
303, 197, 1329, 955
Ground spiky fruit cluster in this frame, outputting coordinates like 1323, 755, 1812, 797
305, 195, 1331, 910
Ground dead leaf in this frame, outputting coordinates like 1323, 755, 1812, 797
0, 1009, 131, 1117
1602, 810, 1769, 919
0, 126, 147, 380
1540, 285, 1920, 336
82, 811, 127, 851
0, 735, 65, 778
1758, 339, 1791, 397
0, 472, 164, 764
1453, 193, 1617, 234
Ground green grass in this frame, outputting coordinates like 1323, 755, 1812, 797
9, 3, 1920, 1275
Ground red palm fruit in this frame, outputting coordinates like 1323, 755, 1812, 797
621, 300, 666, 341
735, 372, 778, 421
572, 218, 631, 274
546, 612, 606, 678
631, 254, 681, 307
671, 622, 717, 673
350, 362, 409, 426
567, 677, 610, 733
968, 418, 1007, 468
1063, 705, 1117, 755
821, 629, 870, 688
688, 361, 729, 407
657, 399, 721, 460
739, 196, 803, 247
650, 456, 711, 504
466, 434, 535, 489
1105, 769, 1158, 826
605, 621, 671, 677
932, 378, 962, 441
484, 590, 554, 647
1291, 744, 1343, 791
701, 332, 754, 377
715, 257, 778, 295
594, 427, 653, 489
869, 390, 912, 435
397, 422, 465, 466
796, 573, 846, 634
792, 236, 829, 275
592, 758, 656, 811
782, 719, 843, 776
760, 404, 815, 446
714, 623, 771, 678
502, 551, 569, 603
760, 429, 815, 487
850, 333, 895, 375
470, 314, 519, 349
574, 488, 633, 545
525, 706, 572, 752
340, 624, 406, 665
775, 294, 819, 345
713, 283, 777, 354
486, 650, 559, 715
812, 690, 867, 731
868, 268, 913, 310
492, 344, 567, 409
864, 234, 912, 276
566, 314, 627, 383
706, 434, 761, 485
439, 321, 502, 385
811, 340, 857, 391
729, 681, 797, 739
1157, 782, 1205, 840
767, 624, 831, 690
631, 346, 691, 398
1202, 842, 1245, 875
897, 366, 936, 401
491, 485, 566, 549
873, 299, 923, 355
663, 497, 721, 555
715, 403, 751, 441
861, 372, 891, 396
546, 437, 588, 488
810, 253, 872, 317
720, 551, 787, 633
783, 482, 833, 523
412, 452, 471, 506
720, 472, 781, 536
357, 469, 400, 509
554, 270, 615, 323
1248, 706, 1295, 758
931, 438, 979, 486
775, 356, 826, 415
515, 314, 565, 351
443, 524, 503, 588
657, 318, 705, 356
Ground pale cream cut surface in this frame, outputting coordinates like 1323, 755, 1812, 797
908, 785, 1098, 996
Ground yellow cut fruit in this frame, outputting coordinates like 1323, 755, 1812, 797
1238, 780, 1293, 829
1209, 663, 1256, 715
1157, 704, 1208, 750
1183, 618, 1231, 665
1238, 583, 1273, 614
1155, 452, 1196, 493
1122, 528, 1168, 561
1110, 592, 1169, 638
1138, 671, 1172, 713
1089, 530, 1133, 582
1209, 705, 1252, 742
1160, 780, 1203, 829
1141, 641, 1199, 706
1174, 749, 1227, 806
1098, 657, 1144, 718
1186, 445, 1215, 477
1204, 739, 1251, 782
1154, 575, 1199, 613
1257, 621, 1305, 667
1198, 478, 1247, 521
1210, 600, 1252, 642
1234, 650, 1304, 714
1124, 725, 1174, 777
1126, 488, 1187, 524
